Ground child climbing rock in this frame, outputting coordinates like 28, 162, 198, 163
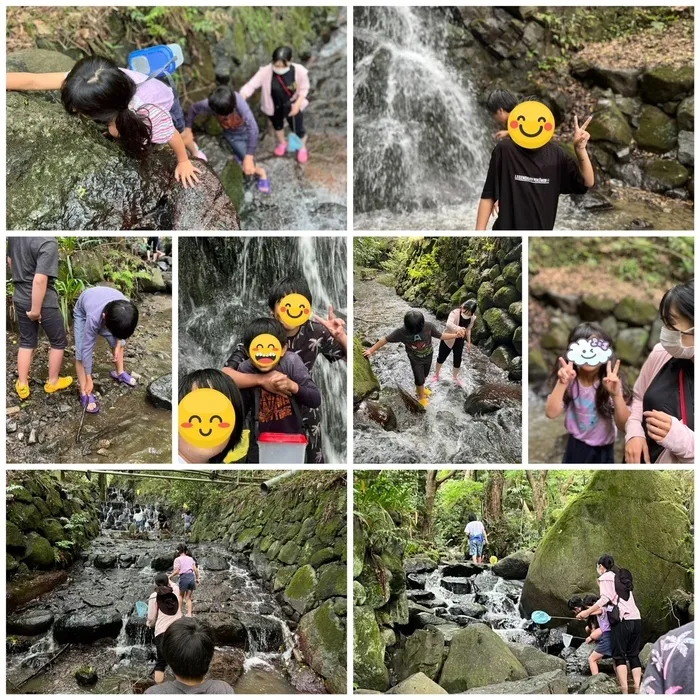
185, 85, 270, 193
7, 237, 73, 399
73, 286, 139, 414
147, 572, 183, 684
6, 56, 203, 188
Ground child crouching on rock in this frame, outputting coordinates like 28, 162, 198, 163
185, 84, 270, 193
6, 56, 203, 188
73, 286, 139, 414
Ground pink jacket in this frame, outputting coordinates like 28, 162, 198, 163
239, 63, 310, 117
444, 308, 475, 349
625, 343, 694, 463
595, 571, 641, 620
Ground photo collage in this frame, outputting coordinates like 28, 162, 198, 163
3, 3, 695, 697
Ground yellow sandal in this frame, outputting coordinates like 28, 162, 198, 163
15, 381, 30, 400
44, 376, 74, 393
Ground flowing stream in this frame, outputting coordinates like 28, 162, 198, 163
354, 279, 521, 463
7, 490, 297, 695
179, 237, 347, 463
353, 6, 694, 232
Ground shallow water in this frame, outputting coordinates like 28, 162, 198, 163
354, 279, 521, 464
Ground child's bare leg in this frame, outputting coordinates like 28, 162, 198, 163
274, 128, 286, 145
255, 164, 267, 180
47, 348, 65, 385
615, 663, 629, 694
589, 652, 601, 675
434, 362, 442, 379
452, 366, 460, 380
631, 667, 641, 693
17, 348, 33, 386
416, 384, 425, 401
76, 360, 87, 394
181, 129, 199, 157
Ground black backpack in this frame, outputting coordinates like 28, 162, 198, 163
608, 568, 634, 624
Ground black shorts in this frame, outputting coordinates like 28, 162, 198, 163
157, 78, 186, 133
612, 618, 642, 669
154, 633, 167, 672
147, 237, 160, 254
15, 304, 66, 350
269, 104, 306, 138
409, 354, 433, 387
436, 339, 465, 368
563, 435, 614, 464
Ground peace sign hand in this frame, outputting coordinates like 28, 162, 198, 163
602, 359, 622, 397
313, 304, 346, 340
573, 114, 592, 153
557, 357, 577, 387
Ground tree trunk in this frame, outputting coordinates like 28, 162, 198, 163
484, 470, 505, 524
526, 470, 549, 524
421, 470, 457, 538
463, 469, 475, 481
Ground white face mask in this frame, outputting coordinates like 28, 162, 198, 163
660, 325, 695, 359
272, 65, 290, 75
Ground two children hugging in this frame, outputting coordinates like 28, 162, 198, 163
545, 322, 632, 463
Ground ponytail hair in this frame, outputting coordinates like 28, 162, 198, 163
61, 56, 153, 160
597, 554, 619, 574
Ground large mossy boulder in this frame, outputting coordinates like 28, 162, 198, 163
677, 96, 694, 132
588, 102, 634, 147
353, 336, 380, 405
354, 605, 389, 691
438, 624, 527, 692
521, 471, 692, 640
464, 669, 568, 694
298, 599, 347, 694
635, 105, 678, 153
492, 550, 533, 580
615, 328, 650, 365
284, 564, 318, 614
640, 64, 694, 104
386, 673, 448, 694
23, 533, 56, 569
482, 307, 517, 344
392, 628, 445, 682
7, 49, 240, 230
613, 296, 658, 326
644, 160, 689, 192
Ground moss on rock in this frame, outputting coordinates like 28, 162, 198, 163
284, 564, 318, 614
354, 605, 389, 691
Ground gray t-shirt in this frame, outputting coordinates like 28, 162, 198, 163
8, 237, 60, 309
145, 679, 234, 694
386, 322, 442, 361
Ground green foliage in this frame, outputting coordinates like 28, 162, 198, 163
6, 484, 24, 499
60, 512, 91, 531
354, 470, 420, 517
54, 540, 75, 549
55, 255, 87, 330
434, 479, 484, 549
354, 237, 387, 268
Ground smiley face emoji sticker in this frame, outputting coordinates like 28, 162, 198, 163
508, 101, 555, 149
178, 388, 235, 449
278, 293, 311, 328
249, 333, 284, 371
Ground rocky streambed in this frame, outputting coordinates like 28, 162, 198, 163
6, 292, 172, 464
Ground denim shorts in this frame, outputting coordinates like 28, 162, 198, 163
179, 572, 196, 592
469, 539, 484, 557
223, 130, 249, 166
595, 630, 614, 658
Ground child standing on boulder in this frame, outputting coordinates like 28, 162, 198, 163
363, 310, 464, 407
7, 56, 203, 188
545, 323, 632, 463
73, 286, 139, 414
464, 513, 488, 564
7, 237, 73, 399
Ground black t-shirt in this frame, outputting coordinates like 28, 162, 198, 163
271, 66, 297, 110
643, 358, 694, 463
386, 323, 442, 362
480, 139, 588, 230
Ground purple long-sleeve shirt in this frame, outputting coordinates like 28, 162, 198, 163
74, 287, 128, 376
186, 93, 259, 155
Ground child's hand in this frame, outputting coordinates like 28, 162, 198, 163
289, 101, 301, 118
602, 359, 622, 396
625, 436, 651, 464
363, 348, 374, 358
242, 155, 256, 176
260, 370, 293, 396
175, 160, 202, 189
314, 305, 346, 340
585, 636, 592, 645
573, 114, 592, 153
644, 410, 673, 443
557, 357, 577, 386
494, 130, 509, 141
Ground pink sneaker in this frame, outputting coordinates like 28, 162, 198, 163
454, 376, 463, 388
297, 147, 309, 164
274, 143, 287, 157
195, 149, 208, 162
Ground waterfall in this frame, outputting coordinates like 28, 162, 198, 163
354, 6, 493, 228
179, 237, 347, 463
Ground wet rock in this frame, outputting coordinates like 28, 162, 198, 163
588, 102, 633, 147
492, 550, 533, 580
635, 105, 678, 152
365, 400, 397, 431
569, 642, 615, 675
354, 337, 380, 405
392, 627, 445, 682
239, 612, 285, 652
640, 64, 694, 104
482, 307, 517, 343
464, 384, 521, 415
93, 552, 118, 569
7, 610, 54, 636
506, 642, 567, 675
397, 386, 425, 414
439, 623, 527, 692
199, 613, 246, 646
54, 610, 122, 643
151, 554, 175, 571
207, 648, 245, 687
508, 355, 523, 381
465, 669, 568, 694
75, 667, 98, 686
147, 374, 172, 410
353, 604, 388, 691
576, 673, 620, 694
677, 96, 694, 131
449, 603, 487, 618
677, 130, 694, 167
644, 159, 690, 193
440, 576, 472, 595
441, 560, 484, 578
24, 532, 56, 569
490, 345, 515, 371
407, 572, 428, 589
7, 51, 240, 231
201, 555, 228, 571
405, 556, 438, 574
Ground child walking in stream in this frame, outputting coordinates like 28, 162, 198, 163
7, 56, 203, 187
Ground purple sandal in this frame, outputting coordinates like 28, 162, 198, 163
80, 393, 100, 414
111, 370, 137, 387
257, 178, 271, 194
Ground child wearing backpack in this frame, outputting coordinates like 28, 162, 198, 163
146, 573, 183, 684
7, 55, 203, 188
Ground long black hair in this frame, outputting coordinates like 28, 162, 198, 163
598, 554, 619, 574
659, 279, 694, 330
178, 369, 244, 463
61, 56, 153, 160
550, 322, 631, 418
